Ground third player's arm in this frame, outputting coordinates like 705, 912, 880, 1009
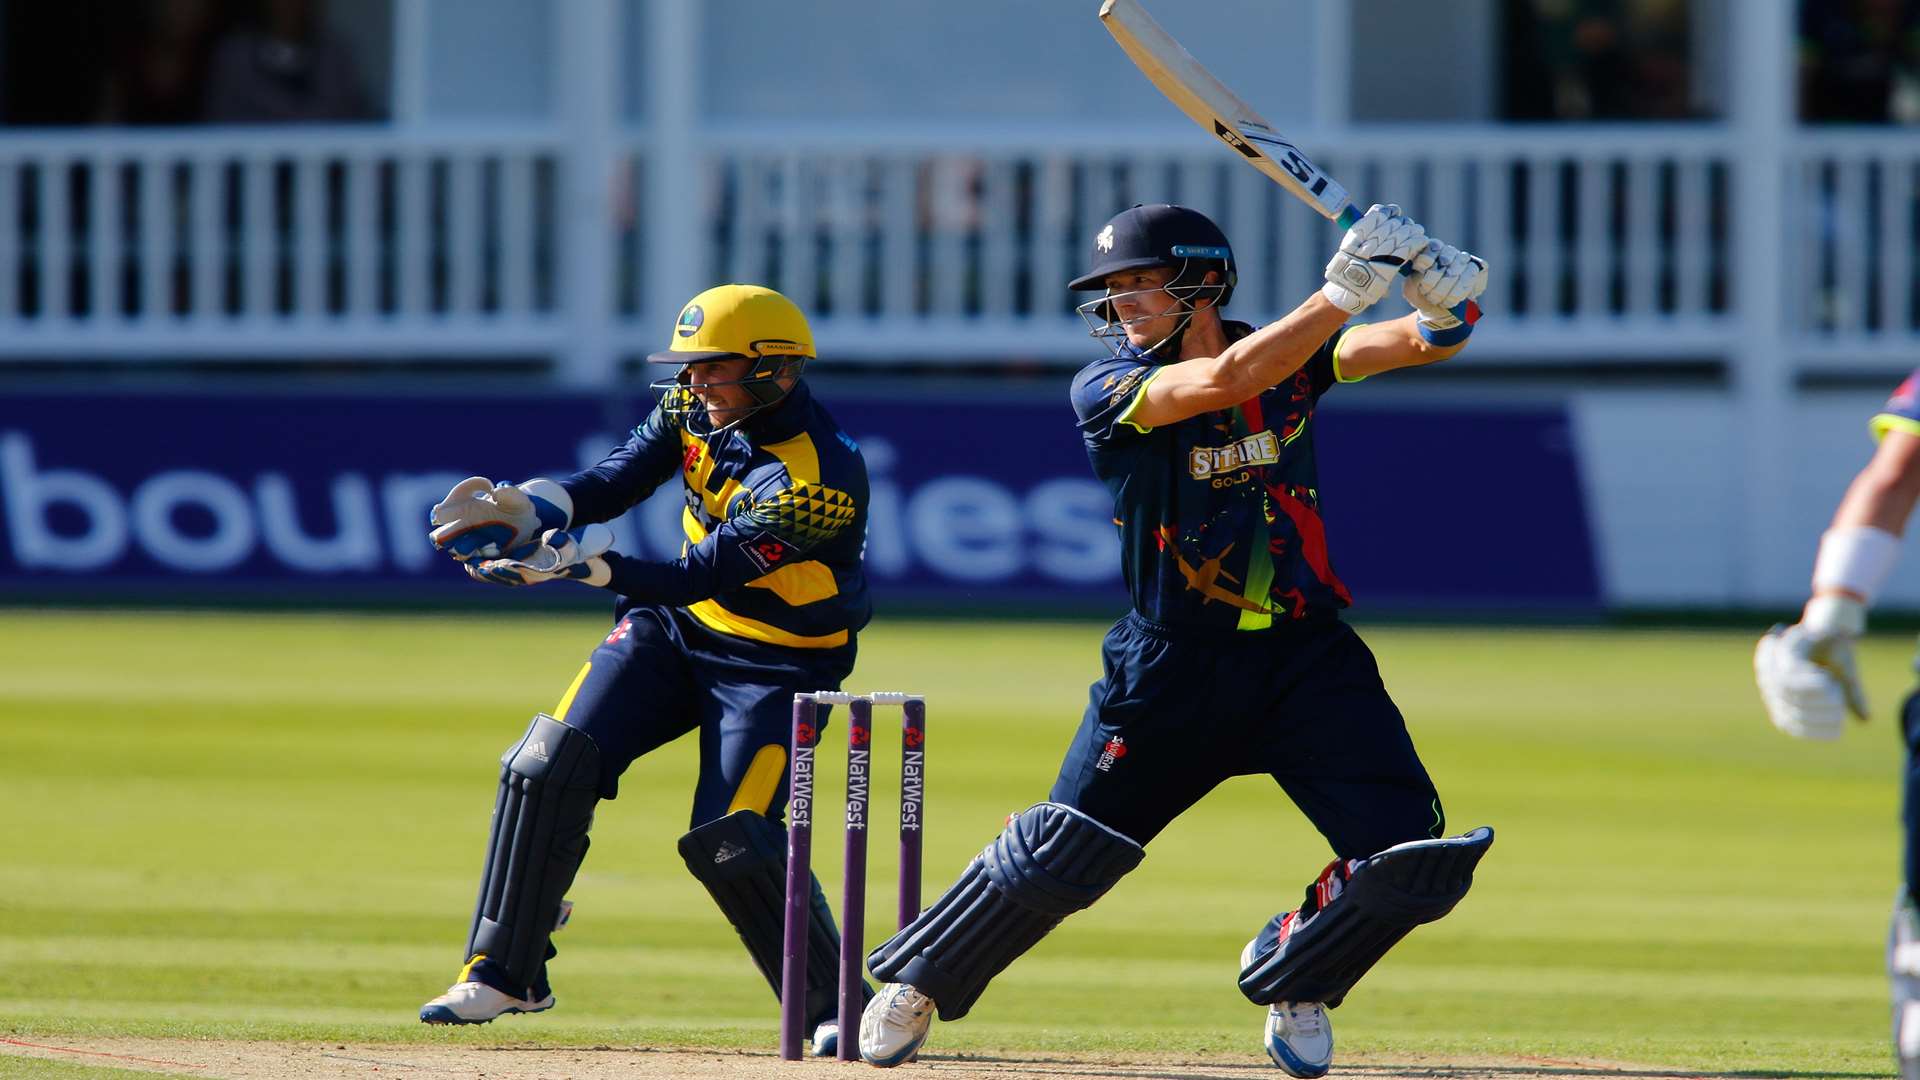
1123, 294, 1351, 429
1330, 313, 1472, 381
1815, 429, 1920, 596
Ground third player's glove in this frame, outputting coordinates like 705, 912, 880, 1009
1321, 204, 1428, 315
1754, 594, 1870, 740
1402, 239, 1488, 332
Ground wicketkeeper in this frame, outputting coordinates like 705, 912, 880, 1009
1755, 368, 1920, 1080
857, 203, 1495, 1077
417, 284, 873, 1055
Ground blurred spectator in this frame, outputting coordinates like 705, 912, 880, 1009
203, 0, 375, 123
1501, 0, 1699, 120
99, 0, 224, 125
1799, 0, 1920, 123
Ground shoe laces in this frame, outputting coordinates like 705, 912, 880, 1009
893, 987, 932, 1019
1279, 1002, 1325, 1038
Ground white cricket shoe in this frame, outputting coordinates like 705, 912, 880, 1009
859, 982, 934, 1067
811, 1020, 840, 1057
1892, 896, 1920, 1078
419, 980, 554, 1025
1264, 1001, 1333, 1078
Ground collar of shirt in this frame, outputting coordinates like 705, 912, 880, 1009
738, 379, 813, 445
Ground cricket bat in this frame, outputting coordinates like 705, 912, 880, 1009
1099, 0, 1481, 321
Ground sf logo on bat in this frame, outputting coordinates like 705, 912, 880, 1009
1211, 119, 1323, 190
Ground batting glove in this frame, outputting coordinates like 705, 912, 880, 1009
468, 525, 615, 588
1321, 204, 1427, 315
429, 476, 573, 562
1754, 594, 1869, 740
1401, 239, 1489, 331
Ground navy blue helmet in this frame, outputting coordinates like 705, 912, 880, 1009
1068, 203, 1237, 307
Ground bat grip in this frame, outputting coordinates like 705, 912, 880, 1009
1332, 204, 1484, 323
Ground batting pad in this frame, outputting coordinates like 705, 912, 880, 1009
1239, 826, 1494, 1008
467, 714, 601, 995
678, 809, 861, 1028
867, 802, 1144, 1021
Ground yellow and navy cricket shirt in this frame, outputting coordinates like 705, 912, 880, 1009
562, 380, 870, 652
1069, 321, 1356, 631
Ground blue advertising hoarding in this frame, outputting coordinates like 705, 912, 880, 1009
0, 387, 1598, 611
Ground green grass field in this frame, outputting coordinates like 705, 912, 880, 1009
0, 610, 1908, 1077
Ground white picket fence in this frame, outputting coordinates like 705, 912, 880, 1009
0, 123, 1910, 376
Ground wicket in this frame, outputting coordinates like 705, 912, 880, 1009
780, 690, 927, 1061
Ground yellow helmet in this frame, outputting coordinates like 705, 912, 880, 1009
647, 284, 813, 433
648, 283, 813, 365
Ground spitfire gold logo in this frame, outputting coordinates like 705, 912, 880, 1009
675, 304, 704, 337
1096, 225, 1115, 253
1190, 430, 1280, 479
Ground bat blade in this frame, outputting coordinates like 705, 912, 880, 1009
1098, 0, 1481, 323
1098, 0, 1353, 224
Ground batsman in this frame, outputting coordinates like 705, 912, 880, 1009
858, 204, 1495, 1076
416, 284, 873, 1055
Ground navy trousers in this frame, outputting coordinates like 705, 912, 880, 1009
1049, 612, 1443, 855
560, 605, 855, 826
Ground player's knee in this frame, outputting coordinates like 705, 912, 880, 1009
982, 802, 1145, 915
504, 714, 603, 795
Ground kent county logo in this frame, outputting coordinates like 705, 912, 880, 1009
676, 304, 704, 337
1096, 225, 1115, 253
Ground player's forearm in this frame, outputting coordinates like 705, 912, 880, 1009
1806, 443, 1920, 611
562, 451, 674, 524
1826, 434, 1920, 540
1826, 471, 1920, 544
1335, 314, 1466, 380
1211, 293, 1350, 395
597, 552, 714, 605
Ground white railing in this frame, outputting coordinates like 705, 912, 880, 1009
0, 122, 1915, 375
0, 127, 565, 358
650, 125, 1745, 364
1787, 129, 1920, 365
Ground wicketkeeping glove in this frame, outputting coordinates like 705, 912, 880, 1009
1754, 594, 1869, 740
1321, 204, 1428, 315
468, 525, 615, 588
1402, 239, 1489, 332
428, 476, 572, 561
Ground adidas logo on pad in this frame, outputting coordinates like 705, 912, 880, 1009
714, 841, 747, 864
525, 740, 550, 762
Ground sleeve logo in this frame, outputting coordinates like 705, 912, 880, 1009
739, 530, 794, 573
1106, 368, 1146, 407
